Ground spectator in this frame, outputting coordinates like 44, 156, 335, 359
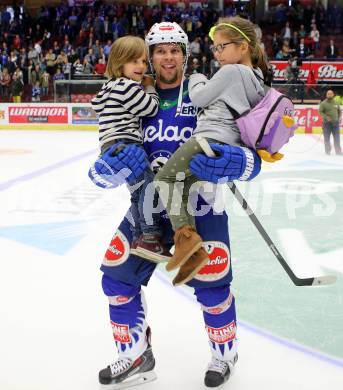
26, 60, 34, 85
103, 40, 112, 60
41, 30, 52, 52
296, 38, 310, 59
82, 58, 94, 75
94, 58, 106, 75
190, 57, 200, 74
92, 39, 102, 61
298, 24, 307, 39
209, 56, 220, 77
40, 70, 50, 97
103, 16, 112, 41
281, 39, 292, 59
30, 63, 43, 86
73, 58, 84, 75
27, 44, 40, 66
13, 67, 23, 84
8, 50, 19, 74
309, 24, 320, 52
0, 67, 11, 101
326, 39, 339, 59
319, 89, 342, 155
199, 55, 210, 77
189, 37, 201, 59
19, 47, 27, 65
289, 31, 299, 51
31, 80, 41, 102
62, 38, 72, 55
53, 67, 65, 81
201, 36, 212, 60
93, 15, 105, 41
45, 48, 56, 75
84, 48, 96, 66
52, 41, 61, 57
10, 72, 24, 102
55, 50, 68, 70
281, 21, 292, 40
12, 34, 21, 50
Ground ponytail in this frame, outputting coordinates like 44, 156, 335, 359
251, 43, 273, 86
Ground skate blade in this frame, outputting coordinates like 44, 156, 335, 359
100, 370, 157, 390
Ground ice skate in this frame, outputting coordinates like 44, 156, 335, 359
99, 346, 156, 389
204, 354, 238, 389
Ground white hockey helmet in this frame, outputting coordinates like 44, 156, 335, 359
145, 22, 189, 117
145, 22, 189, 60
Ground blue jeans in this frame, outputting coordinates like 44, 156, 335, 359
108, 141, 161, 240
128, 166, 161, 240
323, 121, 341, 154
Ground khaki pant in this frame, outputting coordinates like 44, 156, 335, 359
155, 137, 213, 231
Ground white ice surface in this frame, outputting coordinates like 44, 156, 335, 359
0, 131, 342, 390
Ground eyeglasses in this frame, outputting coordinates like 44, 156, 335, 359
211, 42, 235, 54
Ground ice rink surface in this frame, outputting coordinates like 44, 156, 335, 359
0, 130, 342, 390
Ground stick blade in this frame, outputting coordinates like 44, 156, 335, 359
311, 275, 337, 286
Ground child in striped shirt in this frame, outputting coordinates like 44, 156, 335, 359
92, 36, 170, 263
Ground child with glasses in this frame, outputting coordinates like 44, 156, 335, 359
155, 16, 271, 285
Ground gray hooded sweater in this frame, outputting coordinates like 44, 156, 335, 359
189, 64, 265, 146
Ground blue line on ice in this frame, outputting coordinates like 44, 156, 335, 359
154, 270, 343, 370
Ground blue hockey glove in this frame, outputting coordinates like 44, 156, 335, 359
88, 143, 149, 189
189, 143, 261, 183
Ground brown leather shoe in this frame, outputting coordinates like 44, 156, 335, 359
172, 247, 209, 286
165, 225, 203, 271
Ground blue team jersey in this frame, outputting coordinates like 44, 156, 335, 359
101, 79, 233, 289
142, 80, 197, 172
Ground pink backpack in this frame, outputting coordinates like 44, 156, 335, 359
227, 70, 298, 162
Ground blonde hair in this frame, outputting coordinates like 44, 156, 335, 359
105, 36, 147, 79
212, 17, 272, 85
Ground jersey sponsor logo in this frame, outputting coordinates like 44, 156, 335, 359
179, 102, 198, 117
149, 150, 172, 173
203, 292, 234, 315
144, 119, 193, 143
206, 321, 236, 344
108, 295, 133, 306
159, 25, 174, 31
111, 321, 131, 343
194, 241, 230, 282
103, 230, 130, 267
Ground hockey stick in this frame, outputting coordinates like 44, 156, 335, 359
196, 136, 336, 287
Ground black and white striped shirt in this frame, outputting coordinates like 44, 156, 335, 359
92, 77, 159, 151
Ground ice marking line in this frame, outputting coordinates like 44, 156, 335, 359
154, 269, 343, 370
0, 149, 97, 191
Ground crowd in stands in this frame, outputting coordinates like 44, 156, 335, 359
0, 0, 342, 102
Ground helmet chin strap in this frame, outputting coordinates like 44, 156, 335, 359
175, 58, 188, 117
175, 74, 184, 117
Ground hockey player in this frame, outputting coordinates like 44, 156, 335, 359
89, 22, 261, 389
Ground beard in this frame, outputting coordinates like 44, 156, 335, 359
156, 67, 181, 85
159, 73, 178, 85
